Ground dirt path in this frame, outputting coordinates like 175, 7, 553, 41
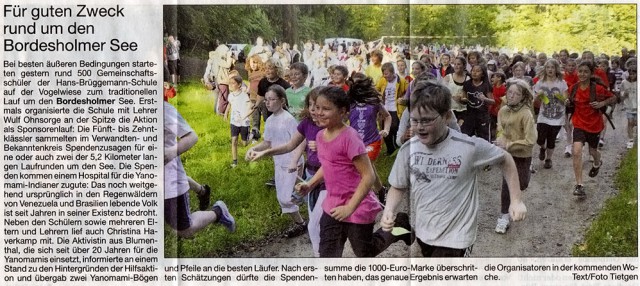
233, 108, 632, 258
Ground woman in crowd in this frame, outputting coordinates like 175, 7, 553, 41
445, 56, 470, 126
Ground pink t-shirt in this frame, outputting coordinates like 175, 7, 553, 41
317, 126, 382, 224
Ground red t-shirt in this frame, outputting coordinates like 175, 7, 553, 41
490, 84, 506, 117
329, 82, 349, 92
570, 83, 613, 133
563, 72, 578, 88
595, 68, 609, 89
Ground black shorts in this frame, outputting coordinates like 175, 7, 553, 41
416, 238, 473, 257
573, 128, 600, 149
167, 59, 178, 74
164, 192, 192, 231
536, 123, 562, 149
230, 125, 249, 141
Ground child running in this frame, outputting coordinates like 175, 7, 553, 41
164, 101, 235, 238
620, 64, 637, 149
348, 73, 392, 203
245, 85, 307, 237
381, 80, 527, 257
489, 72, 507, 142
225, 75, 252, 168
295, 86, 411, 257
494, 79, 537, 234
533, 59, 568, 169
249, 87, 326, 256
562, 58, 579, 157
568, 61, 617, 197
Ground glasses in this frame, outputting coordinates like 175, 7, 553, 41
410, 115, 440, 126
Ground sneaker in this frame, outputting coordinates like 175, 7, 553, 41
588, 161, 602, 177
598, 139, 605, 148
252, 129, 261, 141
539, 147, 546, 161
283, 221, 307, 238
213, 201, 236, 232
495, 215, 510, 234
198, 185, 211, 211
564, 145, 572, 158
627, 140, 634, 149
265, 178, 276, 187
230, 162, 237, 168
573, 184, 586, 197
530, 163, 537, 174
377, 186, 388, 206
543, 159, 552, 169
393, 212, 415, 245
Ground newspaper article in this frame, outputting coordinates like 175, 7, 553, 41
1, 0, 638, 285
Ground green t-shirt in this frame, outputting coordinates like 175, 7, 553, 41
286, 86, 311, 119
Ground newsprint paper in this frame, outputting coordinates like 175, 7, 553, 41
0, 0, 638, 285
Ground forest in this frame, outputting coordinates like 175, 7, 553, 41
163, 4, 636, 57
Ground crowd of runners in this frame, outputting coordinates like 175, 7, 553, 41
164, 35, 637, 257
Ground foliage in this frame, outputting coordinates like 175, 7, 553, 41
495, 4, 636, 55
573, 146, 638, 257
164, 4, 636, 61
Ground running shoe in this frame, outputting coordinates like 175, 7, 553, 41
213, 201, 236, 232
588, 161, 602, 177
283, 221, 307, 238
265, 178, 276, 187
564, 145, 572, 158
544, 159, 552, 169
495, 215, 510, 234
627, 140, 634, 149
573, 185, 586, 197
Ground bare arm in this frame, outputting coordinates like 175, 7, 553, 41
500, 152, 527, 221
286, 139, 307, 172
250, 132, 305, 161
295, 167, 325, 196
165, 132, 198, 164
245, 140, 271, 161
379, 104, 392, 137
380, 186, 407, 231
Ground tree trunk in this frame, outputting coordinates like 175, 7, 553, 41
281, 6, 298, 45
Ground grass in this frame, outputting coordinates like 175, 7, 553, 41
164, 81, 395, 257
573, 146, 638, 257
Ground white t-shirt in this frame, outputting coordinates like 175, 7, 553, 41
533, 79, 568, 126
388, 128, 505, 249
164, 102, 193, 199
621, 80, 638, 111
264, 111, 303, 167
384, 80, 397, 112
228, 90, 251, 127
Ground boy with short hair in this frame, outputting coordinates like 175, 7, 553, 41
380, 80, 527, 257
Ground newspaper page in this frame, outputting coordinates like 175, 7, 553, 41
1, 0, 638, 285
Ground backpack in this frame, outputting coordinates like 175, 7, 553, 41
569, 82, 615, 129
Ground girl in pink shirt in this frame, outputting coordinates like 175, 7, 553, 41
295, 86, 411, 257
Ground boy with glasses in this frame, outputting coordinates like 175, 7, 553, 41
380, 80, 527, 257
